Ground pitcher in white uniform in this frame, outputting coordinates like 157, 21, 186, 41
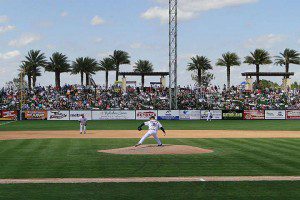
78, 114, 87, 134
135, 116, 166, 147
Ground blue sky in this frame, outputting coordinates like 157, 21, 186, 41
1, 0, 300, 87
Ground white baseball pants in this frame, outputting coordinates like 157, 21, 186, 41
80, 124, 86, 133
138, 130, 162, 145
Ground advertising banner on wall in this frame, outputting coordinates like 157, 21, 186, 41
222, 110, 243, 120
25, 110, 47, 120
136, 110, 157, 120
265, 110, 286, 120
92, 110, 135, 120
70, 110, 92, 120
179, 110, 201, 120
0, 110, 18, 120
47, 110, 70, 120
286, 110, 300, 120
157, 110, 179, 120
243, 110, 265, 120
200, 110, 222, 120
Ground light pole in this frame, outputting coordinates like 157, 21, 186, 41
19, 69, 25, 121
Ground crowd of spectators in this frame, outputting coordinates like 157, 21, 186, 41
1, 84, 300, 110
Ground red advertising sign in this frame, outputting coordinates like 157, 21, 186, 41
136, 110, 157, 120
286, 110, 300, 120
25, 110, 47, 120
243, 110, 265, 120
1, 110, 18, 120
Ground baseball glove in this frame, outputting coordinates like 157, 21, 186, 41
138, 127, 142, 131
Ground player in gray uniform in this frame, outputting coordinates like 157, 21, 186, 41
78, 114, 87, 134
207, 110, 213, 121
135, 116, 166, 147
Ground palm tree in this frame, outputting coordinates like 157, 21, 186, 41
71, 57, 86, 85
44, 52, 71, 88
19, 61, 32, 90
24, 50, 47, 87
244, 49, 272, 84
216, 52, 241, 89
187, 55, 212, 87
99, 57, 116, 89
133, 60, 154, 89
83, 57, 99, 86
110, 50, 130, 81
71, 57, 99, 86
275, 48, 300, 78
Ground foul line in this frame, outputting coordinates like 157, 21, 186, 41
0, 176, 299, 184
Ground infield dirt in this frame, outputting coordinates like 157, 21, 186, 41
0, 130, 300, 140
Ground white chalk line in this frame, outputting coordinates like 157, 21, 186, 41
0, 176, 299, 184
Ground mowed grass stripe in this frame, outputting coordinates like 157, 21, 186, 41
223, 139, 299, 175
2, 120, 300, 131
0, 138, 299, 178
0, 182, 299, 200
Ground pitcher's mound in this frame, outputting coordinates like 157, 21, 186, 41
98, 145, 213, 155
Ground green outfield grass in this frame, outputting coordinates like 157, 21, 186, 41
0, 138, 299, 178
0, 182, 299, 200
1, 120, 300, 131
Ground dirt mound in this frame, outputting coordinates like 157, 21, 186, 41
98, 144, 213, 155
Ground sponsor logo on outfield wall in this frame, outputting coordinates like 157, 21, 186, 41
179, 110, 201, 120
136, 110, 157, 120
243, 110, 265, 120
25, 110, 47, 120
0, 110, 17, 120
222, 110, 243, 120
92, 110, 135, 120
47, 111, 70, 120
200, 110, 222, 120
70, 111, 92, 120
157, 110, 179, 120
265, 110, 286, 120
286, 110, 300, 120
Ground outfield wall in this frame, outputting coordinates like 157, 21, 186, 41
1, 110, 299, 121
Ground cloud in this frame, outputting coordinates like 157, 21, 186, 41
0, 25, 15, 34
94, 37, 103, 43
0, 50, 21, 60
97, 52, 111, 59
130, 42, 143, 49
142, 0, 258, 23
91, 15, 105, 26
0, 15, 9, 23
244, 34, 285, 49
46, 44, 55, 50
129, 42, 158, 51
61, 11, 68, 17
9, 34, 41, 47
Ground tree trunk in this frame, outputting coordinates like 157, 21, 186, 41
86, 73, 89, 86
227, 66, 231, 89
197, 69, 202, 87
80, 71, 84, 85
32, 76, 36, 88
141, 75, 145, 89
115, 65, 119, 81
256, 64, 260, 86
27, 75, 32, 90
105, 71, 109, 89
286, 63, 289, 78
55, 71, 60, 89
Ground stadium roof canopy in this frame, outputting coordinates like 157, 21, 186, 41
241, 72, 294, 77
119, 72, 169, 77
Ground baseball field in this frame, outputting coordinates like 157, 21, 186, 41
0, 120, 299, 199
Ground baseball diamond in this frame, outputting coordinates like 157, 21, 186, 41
1, 0, 300, 199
